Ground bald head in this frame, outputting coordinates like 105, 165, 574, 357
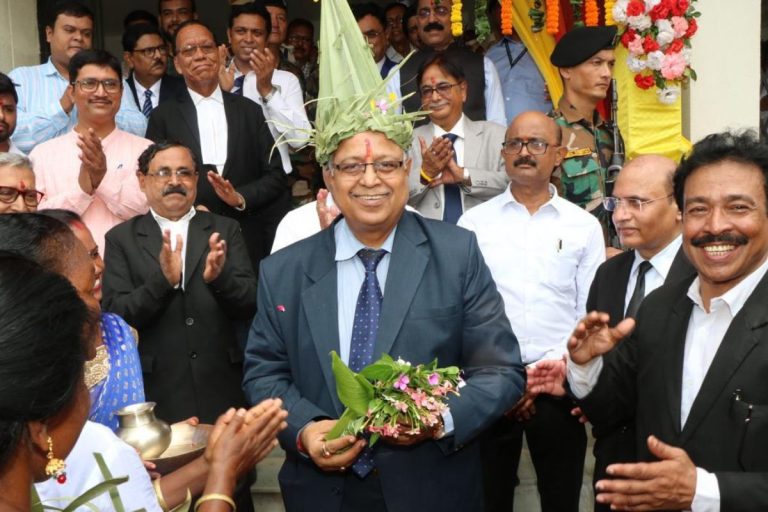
612, 154, 681, 259
508, 111, 562, 146
502, 111, 566, 195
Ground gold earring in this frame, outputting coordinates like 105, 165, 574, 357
45, 435, 67, 484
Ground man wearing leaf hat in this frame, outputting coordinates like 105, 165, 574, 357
241, 0, 525, 509
550, 26, 619, 239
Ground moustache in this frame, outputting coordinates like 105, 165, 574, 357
424, 22, 444, 32
691, 233, 749, 247
163, 185, 187, 197
513, 156, 537, 167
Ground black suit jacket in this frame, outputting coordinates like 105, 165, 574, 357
102, 211, 257, 424
580, 267, 768, 511
145, 88, 291, 272
585, 245, 696, 509
125, 73, 186, 112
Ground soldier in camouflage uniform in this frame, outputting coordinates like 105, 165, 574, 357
549, 26, 619, 241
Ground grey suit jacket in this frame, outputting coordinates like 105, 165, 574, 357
243, 211, 525, 512
580, 269, 768, 511
408, 117, 508, 220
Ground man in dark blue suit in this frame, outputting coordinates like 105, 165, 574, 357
242, 1, 525, 509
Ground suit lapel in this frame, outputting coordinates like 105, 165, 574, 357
183, 213, 212, 289
222, 93, 239, 178
463, 120, 482, 170
137, 213, 163, 264
680, 273, 768, 443
177, 91, 202, 157
375, 213, 429, 357
661, 286, 694, 435
126, 75, 140, 110
666, 247, 696, 284
301, 229, 344, 414
612, 251, 634, 321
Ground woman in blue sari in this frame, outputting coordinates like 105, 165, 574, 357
39, 209, 145, 430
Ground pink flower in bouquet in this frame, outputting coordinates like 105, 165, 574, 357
671, 16, 688, 38
410, 389, 429, 407
422, 412, 439, 426
394, 373, 410, 390
628, 35, 645, 55
428, 373, 440, 386
661, 51, 686, 80
382, 424, 399, 437
394, 400, 408, 412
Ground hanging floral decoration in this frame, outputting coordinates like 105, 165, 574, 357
501, 0, 514, 35
451, 0, 464, 37
529, 0, 545, 32
604, 0, 616, 25
584, 0, 599, 26
545, 0, 560, 34
614, 0, 700, 103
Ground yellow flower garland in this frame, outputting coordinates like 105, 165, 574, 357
604, 0, 616, 25
451, 1, 463, 37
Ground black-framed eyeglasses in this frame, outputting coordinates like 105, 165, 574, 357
288, 34, 312, 44
603, 194, 673, 212
71, 78, 122, 94
420, 82, 460, 98
176, 43, 217, 58
362, 30, 383, 40
145, 168, 198, 181
133, 45, 169, 58
417, 6, 450, 18
331, 161, 404, 178
501, 139, 551, 156
0, 186, 44, 206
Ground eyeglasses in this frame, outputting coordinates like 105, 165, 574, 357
71, 79, 122, 94
362, 30, 383, 40
288, 35, 312, 44
420, 82, 460, 98
501, 139, 551, 155
417, 6, 450, 18
0, 186, 44, 206
176, 43, 217, 58
145, 168, 198, 181
603, 194, 673, 212
133, 45, 169, 58
331, 161, 404, 178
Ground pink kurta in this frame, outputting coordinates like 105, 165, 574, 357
30, 128, 151, 254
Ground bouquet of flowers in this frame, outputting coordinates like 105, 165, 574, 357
613, 0, 701, 102
326, 352, 463, 446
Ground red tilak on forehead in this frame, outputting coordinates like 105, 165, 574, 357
430, 77, 437, 85
365, 138, 372, 160
18, 181, 26, 191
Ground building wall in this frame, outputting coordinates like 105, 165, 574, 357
683, 0, 761, 143
0, 0, 40, 70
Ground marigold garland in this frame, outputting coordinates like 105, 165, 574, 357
501, 0, 514, 36
584, 0, 599, 26
545, 0, 559, 34
604, 0, 616, 25
451, 1, 463, 37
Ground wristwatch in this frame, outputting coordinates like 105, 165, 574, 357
462, 167, 470, 185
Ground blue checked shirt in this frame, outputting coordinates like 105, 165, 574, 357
9, 58, 147, 154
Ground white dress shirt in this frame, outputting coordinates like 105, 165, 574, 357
151, 207, 196, 288
242, 69, 311, 174
188, 86, 228, 172
132, 74, 162, 110
35, 421, 162, 511
458, 184, 605, 364
624, 235, 683, 316
569, 254, 768, 512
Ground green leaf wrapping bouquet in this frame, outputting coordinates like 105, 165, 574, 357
326, 352, 463, 446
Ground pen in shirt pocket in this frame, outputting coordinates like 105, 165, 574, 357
557, 238, 562, 253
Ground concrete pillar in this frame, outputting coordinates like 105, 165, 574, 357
0, 0, 40, 71
683, 0, 761, 142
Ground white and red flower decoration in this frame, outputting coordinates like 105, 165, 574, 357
613, 0, 700, 103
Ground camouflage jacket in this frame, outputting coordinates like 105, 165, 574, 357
550, 98, 614, 211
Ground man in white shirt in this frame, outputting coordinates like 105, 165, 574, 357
409, 54, 508, 223
220, 2, 310, 175
458, 111, 604, 512
536, 131, 768, 511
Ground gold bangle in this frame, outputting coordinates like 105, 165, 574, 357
420, 168, 433, 183
194, 493, 237, 512
152, 477, 170, 512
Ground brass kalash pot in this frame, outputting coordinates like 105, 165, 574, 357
115, 402, 172, 458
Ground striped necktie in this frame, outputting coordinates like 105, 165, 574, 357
142, 90, 153, 118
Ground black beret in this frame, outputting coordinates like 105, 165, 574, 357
550, 26, 618, 67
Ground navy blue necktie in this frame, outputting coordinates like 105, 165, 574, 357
349, 248, 386, 478
141, 90, 153, 118
380, 57, 395, 79
441, 133, 463, 224
232, 75, 245, 96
